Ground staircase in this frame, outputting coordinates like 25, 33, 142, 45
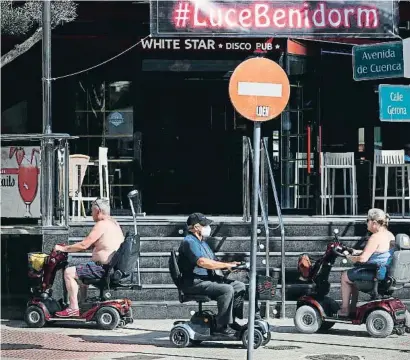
69, 217, 410, 319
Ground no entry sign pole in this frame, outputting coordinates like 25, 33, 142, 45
228, 57, 290, 360
248, 120, 261, 359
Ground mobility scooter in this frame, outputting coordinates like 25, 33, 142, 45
25, 232, 140, 330
294, 229, 410, 338
24, 190, 143, 330
168, 250, 274, 348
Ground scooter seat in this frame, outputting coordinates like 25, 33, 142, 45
180, 294, 211, 303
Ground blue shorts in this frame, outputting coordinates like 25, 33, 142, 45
76, 261, 106, 280
347, 266, 386, 282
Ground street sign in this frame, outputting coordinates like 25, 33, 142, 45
228, 57, 290, 122
379, 85, 410, 122
353, 42, 404, 81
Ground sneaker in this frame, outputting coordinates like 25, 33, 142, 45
54, 308, 80, 318
213, 325, 237, 336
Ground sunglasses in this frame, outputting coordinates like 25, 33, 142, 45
91, 198, 107, 211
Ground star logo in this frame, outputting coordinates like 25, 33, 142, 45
218, 43, 224, 49
275, 44, 280, 49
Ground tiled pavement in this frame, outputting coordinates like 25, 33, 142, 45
1, 319, 409, 360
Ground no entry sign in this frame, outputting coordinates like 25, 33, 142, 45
228, 57, 290, 122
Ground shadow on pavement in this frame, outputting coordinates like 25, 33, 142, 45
70, 330, 253, 351
271, 325, 370, 338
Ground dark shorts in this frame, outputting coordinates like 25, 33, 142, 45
347, 266, 387, 282
76, 261, 106, 281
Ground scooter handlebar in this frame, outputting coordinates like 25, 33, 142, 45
331, 244, 353, 258
230, 262, 250, 271
53, 244, 68, 254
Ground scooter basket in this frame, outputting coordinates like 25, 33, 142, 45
28, 252, 48, 278
256, 275, 277, 300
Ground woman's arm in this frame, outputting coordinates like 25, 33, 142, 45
348, 235, 379, 263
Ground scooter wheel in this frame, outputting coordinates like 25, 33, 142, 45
241, 328, 263, 349
366, 310, 394, 338
294, 305, 322, 334
95, 307, 120, 330
405, 310, 410, 330
170, 327, 191, 348
24, 306, 46, 328
261, 330, 272, 346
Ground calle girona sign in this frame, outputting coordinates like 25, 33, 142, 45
150, 0, 399, 38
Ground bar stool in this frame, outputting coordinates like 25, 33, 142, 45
69, 154, 97, 220
372, 150, 409, 216
98, 147, 110, 201
321, 152, 357, 215
294, 152, 314, 208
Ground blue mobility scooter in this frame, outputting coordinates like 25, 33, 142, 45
168, 250, 272, 348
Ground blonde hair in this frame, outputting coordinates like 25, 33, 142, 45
368, 208, 390, 227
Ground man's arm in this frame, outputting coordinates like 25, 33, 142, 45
183, 240, 238, 271
57, 223, 104, 253
197, 257, 238, 270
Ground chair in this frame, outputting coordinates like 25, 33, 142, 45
169, 250, 210, 313
320, 152, 357, 215
354, 234, 410, 299
69, 154, 96, 219
99, 147, 110, 201
372, 150, 409, 216
294, 152, 315, 208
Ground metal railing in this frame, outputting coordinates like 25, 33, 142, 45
1, 133, 78, 228
243, 136, 286, 319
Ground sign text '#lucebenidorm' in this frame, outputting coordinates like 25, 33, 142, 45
150, 0, 398, 38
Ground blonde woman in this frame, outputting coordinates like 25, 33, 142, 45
338, 209, 394, 317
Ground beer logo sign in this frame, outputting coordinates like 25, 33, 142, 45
109, 112, 124, 127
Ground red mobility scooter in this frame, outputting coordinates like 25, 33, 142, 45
294, 230, 410, 338
25, 230, 141, 330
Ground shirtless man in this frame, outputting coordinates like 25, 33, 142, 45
54, 198, 124, 317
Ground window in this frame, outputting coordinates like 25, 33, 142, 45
374, 127, 382, 149
74, 80, 133, 137
358, 128, 365, 153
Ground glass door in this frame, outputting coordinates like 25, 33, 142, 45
280, 78, 318, 213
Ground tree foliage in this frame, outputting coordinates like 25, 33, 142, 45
1, 0, 78, 68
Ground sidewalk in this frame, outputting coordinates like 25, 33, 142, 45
1, 318, 409, 360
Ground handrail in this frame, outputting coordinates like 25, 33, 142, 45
262, 137, 286, 319
245, 137, 286, 319
243, 137, 286, 318
0, 133, 78, 141
1, 133, 78, 228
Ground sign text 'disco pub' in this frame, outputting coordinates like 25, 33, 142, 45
151, 0, 398, 37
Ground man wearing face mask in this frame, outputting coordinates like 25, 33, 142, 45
178, 213, 260, 336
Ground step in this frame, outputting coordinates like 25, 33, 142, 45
69, 252, 348, 269
68, 236, 362, 253
85, 282, 410, 302
129, 299, 410, 319
65, 264, 379, 286
69, 221, 410, 238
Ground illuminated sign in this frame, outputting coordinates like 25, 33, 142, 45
150, 0, 399, 38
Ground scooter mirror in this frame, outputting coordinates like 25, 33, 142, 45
127, 189, 139, 199
333, 228, 340, 235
